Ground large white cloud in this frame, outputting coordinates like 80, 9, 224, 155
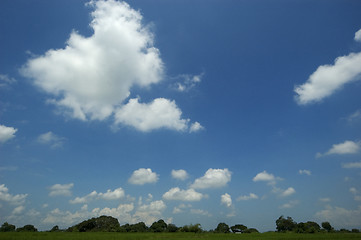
0, 184, 27, 205
294, 29, 361, 105
190, 168, 231, 189
128, 168, 159, 185
20, 0, 201, 132
163, 188, 204, 201
21, 0, 163, 121
0, 124, 17, 143
49, 183, 74, 197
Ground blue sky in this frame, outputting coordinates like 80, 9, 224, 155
1, 0, 361, 232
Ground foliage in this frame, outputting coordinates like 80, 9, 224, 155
67, 215, 120, 232
230, 224, 247, 233
296, 221, 321, 233
322, 221, 334, 232
180, 224, 203, 233
243, 228, 259, 233
276, 216, 297, 232
0, 222, 16, 232
149, 219, 167, 232
214, 222, 230, 233
16, 224, 38, 232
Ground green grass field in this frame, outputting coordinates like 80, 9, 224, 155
1, 232, 361, 240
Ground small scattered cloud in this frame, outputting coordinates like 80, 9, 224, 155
128, 168, 159, 185
253, 170, 280, 185
190, 208, 212, 217
171, 169, 188, 181
342, 161, 361, 169
317, 140, 360, 157
37, 131, 65, 149
162, 187, 204, 201
0, 74, 16, 88
0, 124, 17, 143
355, 28, 361, 42
345, 109, 361, 123
350, 187, 361, 201
319, 198, 331, 203
172, 203, 191, 214
279, 187, 296, 197
221, 193, 232, 208
0, 166, 18, 171
279, 200, 299, 209
173, 73, 203, 92
70, 187, 125, 204
12, 205, 25, 215
299, 169, 311, 176
190, 168, 231, 189
0, 184, 27, 205
237, 193, 258, 201
189, 122, 204, 133
49, 183, 74, 197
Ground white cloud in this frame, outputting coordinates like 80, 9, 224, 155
0, 184, 27, 204
172, 203, 191, 214
173, 73, 203, 92
163, 188, 204, 201
315, 205, 361, 229
171, 169, 188, 181
190, 208, 212, 217
0, 124, 17, 143
49, 183, 74, 197
0, 74, 16, 88
253, 170, 278, 185
294, 51, 361, 105
189, 122, 204, 133
319, 198, 331, 202
70, 187, 125, 204
279, 187, 296, 197
349, 188, 361, 201
190, 168, 231, 189
114, 98, 189, 132
342, 161, 361, 169
346, 109, 361, 123
355, 29, 361, 42
128, 168, 159, 185
299, 169, 311, 175
133, 200, 166, 225
318, 140, 360, 157
93, 203, 134, 221
37, 131, 65, 148
237, 193, 259, 201
279, 200, 299, 209
21, 0, 163, 121
221, 193, 232, 207
12, 205, 25, 215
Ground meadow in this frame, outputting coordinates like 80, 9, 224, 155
1, 232, 361, 240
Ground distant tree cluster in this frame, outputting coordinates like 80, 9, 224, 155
276, 216, 360, 234
1, 215, 360, 233
0, 222, 37, 232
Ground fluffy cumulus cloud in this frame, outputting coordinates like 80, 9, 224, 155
49, 183, 74, 197
70, 187, 125, 204
114, 98, 189, 132
162, 188, 204, 201
20, 0, 201, 132
315, 205, 361, 229
294, 29, 361, 105
317, 140, 360, 157
221, 193, 232, 207
37, 131, 65, 149
279, 187, 296, 197
190, 168, 231, 189
237, 193, 259, 201
0, 124, 17, 143
133, 200, 166, 225
0, 184, 27, 205
253, 170, 278, 185
189, 122, 204, 133
171, 169, 188, 180
355, 28, 361, 42
128, 168, 159, 185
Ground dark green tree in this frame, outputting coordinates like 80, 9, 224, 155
16, 225, 38, 232
230, 224, 247, 233
321, 221, 333, 232
129, 222, 148, 232
244, 228, 259, 233
215, 222, 230, 233
0, 222, 16, 232
50, 225, 60, 232
167, 223, 179, 232
150, 219, 167, 232
276, 216, 297, 232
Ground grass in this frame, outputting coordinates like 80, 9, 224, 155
1, 232, 361, 240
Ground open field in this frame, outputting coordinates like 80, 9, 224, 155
1, 232, 361, 240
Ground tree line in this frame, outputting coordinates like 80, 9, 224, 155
1, 215, 360, 233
